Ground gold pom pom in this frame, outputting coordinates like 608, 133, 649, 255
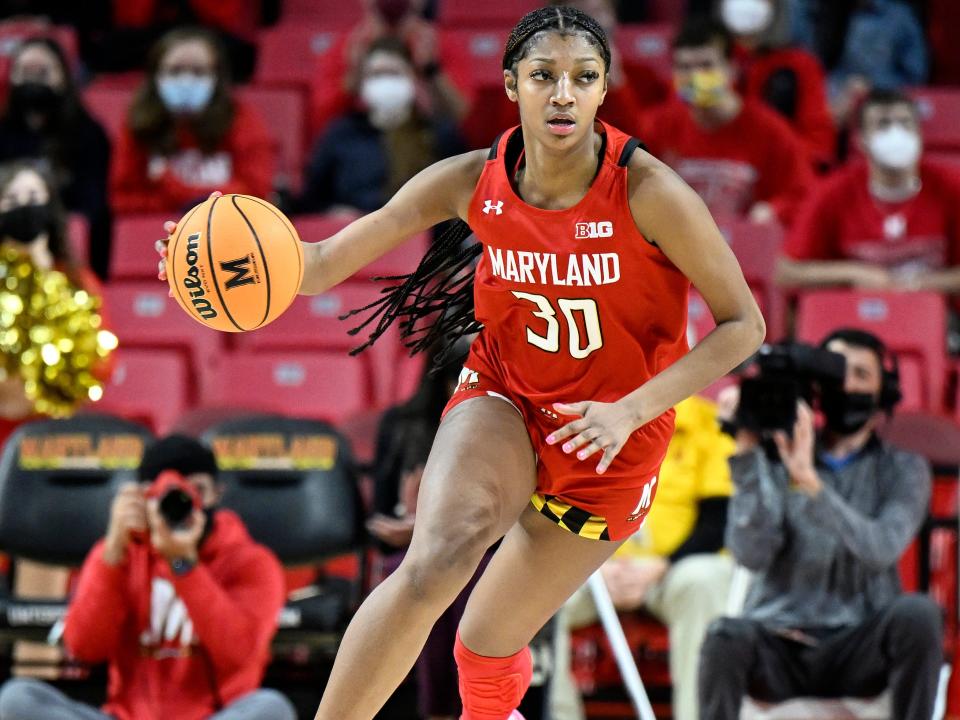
0, 246, 116, 417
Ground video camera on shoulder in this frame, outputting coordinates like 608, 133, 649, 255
735, 342, 846, 433
145, 470, 202, 529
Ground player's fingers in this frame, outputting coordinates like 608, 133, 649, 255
553, 401, 588, 417
545, 418, 588, 445
158, 259, 167, 281
575, 440, 604, 461
596, 444, 622, 475
208, 190, 222, 200
562, 429, 598, 454
162, 221, 177, 235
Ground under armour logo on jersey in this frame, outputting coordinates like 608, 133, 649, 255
483, 200, 503, 215
575, 221, 613, 239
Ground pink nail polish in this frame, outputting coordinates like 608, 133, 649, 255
563, 443, 573, 453
545, 434, 555, 444
577, 451, 586, 460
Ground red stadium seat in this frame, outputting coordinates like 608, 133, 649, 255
911, 88, 960, 152
439, 27, 510, 95
437, 0, 540, 28
292, 213, 429, 280
615, 24, 675, 81
795, 290, 948, 411
716, 217, 785, 340
111, 214, 169, 280
233, 281, 405, 407
256, 26, 344, 89
204, 351, 371, 422
83, 85, 134, 142
100, 282, 225, 401
236, 86, 306, 191
282, 0, 362, 27
95, 348, 189, 434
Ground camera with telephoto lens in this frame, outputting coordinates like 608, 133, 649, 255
735, 342, 846, 433
145, 470, 202, 529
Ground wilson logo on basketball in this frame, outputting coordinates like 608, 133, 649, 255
220, 254, 260, 290
182, 232, 218, 320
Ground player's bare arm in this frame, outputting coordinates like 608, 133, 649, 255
548, 152, 765, 473
624, 151, 765, 414
297, 149, 487, 295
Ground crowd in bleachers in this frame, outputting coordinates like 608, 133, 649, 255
0, 0, 958, 718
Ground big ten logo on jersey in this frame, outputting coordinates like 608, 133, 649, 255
626, 475, 657, 523
219, 253, 260, 290
139, 578, 197, 653
575, 221, 613, 239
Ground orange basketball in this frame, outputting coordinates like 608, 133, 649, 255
166, 194, 304, 332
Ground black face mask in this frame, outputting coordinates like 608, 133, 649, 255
8, 82, 63, 118
0, 203, 52, 244
820, 391, 879, 435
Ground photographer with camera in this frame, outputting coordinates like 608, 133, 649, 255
0, 434, 295, 720
698, 329, 942, 719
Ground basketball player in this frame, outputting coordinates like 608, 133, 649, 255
158, 8, 764, 719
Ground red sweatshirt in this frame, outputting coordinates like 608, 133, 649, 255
785, 159, 960, 271
737, 46, 835, 169
110, 99, 276, 215
639, 97, 814, 225
64, 510, 285, 720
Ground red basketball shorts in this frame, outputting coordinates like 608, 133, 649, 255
442, 359, 668, 542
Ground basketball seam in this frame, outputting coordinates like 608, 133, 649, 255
231, 194, 272, 329
206, 195, 245, 331
169, 202, 203, 318
242, 195, 302, 286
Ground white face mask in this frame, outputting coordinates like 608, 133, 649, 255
721, 0, 774, 35
868, 125, 922, 170
361, 75, 415, 129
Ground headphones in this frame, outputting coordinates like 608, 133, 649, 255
820, 328, 902, 412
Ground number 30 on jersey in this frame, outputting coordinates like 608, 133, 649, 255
512, 291, 603, 359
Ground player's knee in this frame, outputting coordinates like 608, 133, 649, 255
887, 594, 943, 654
401, 522, 492, 603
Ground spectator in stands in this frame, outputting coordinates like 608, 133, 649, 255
299, 36, 464, 214
777, 89, 960, 294
0, 37, 111, 278
792, 0, 927, 125
0, 434, 295, 720
57, 0, 259, 81
0, 159, 102, 678
546, 0, 670, 135
559, 395, 737, 720
699, 329, 942, 719
110, 27, 275, 215
719, 0, 835, 169
311, 0, 467, 140
639, 17, 813, 225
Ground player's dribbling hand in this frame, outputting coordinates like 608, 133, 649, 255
545, 399, 640, 474
155, 191, 222, 288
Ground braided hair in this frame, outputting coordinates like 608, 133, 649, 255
503, 6, 611, 75
342, 6, 611, 369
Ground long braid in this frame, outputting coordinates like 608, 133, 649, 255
344, 6, 611, 368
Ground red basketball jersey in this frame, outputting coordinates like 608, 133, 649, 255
465, 121, 690, 472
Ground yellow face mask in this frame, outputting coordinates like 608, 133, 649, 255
675, 69, 729, 108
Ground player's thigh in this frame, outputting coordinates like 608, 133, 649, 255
459, 506, 625, 656
405, 396, 538, 563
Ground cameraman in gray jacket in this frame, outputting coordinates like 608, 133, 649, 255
699, 328, 942, 720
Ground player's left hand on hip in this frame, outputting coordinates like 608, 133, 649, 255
545, 400, 637, 475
